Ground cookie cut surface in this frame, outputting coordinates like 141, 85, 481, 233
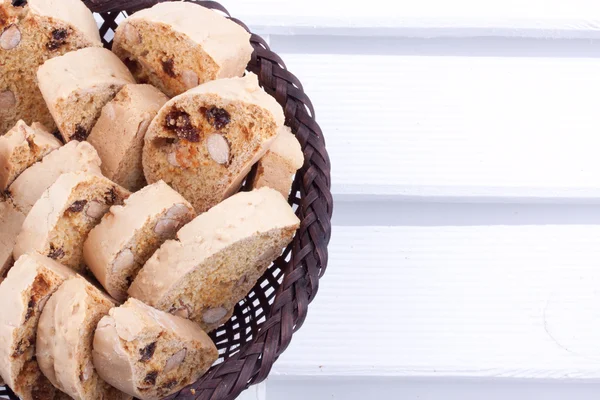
13, 172, 130, 273
93, 298, 218, 400
143, 73, 284, 212
112, 2, 252, 97
129, 187, 299, 331
0, 0, 102, 134
85, 180, 195, 301
0, 120, 61, 191
37, 47, 136, 142
8, 140, 102, 214
0, 253, 75, 400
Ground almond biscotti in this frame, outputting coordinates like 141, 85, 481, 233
13, 172, 130, 273
0, 120, 61, 191
93, 298, 218, 400
0, 253, 75, 400
143, 73, 284, 212
87, 84, 168, 191
112, 2, 252, 98
84, 181, 195, 301
0, 0, 102, 134
129, 187, 299, 331
37, 47, 136, 142
251, 125, 304, 198
37, 277, 130, 400
0, 201, 25, 283
8, 140, 102, 214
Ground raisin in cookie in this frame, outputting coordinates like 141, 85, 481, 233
13, 171, 130, 273
0, 120, 61, 191
143, 73, 284, 212
37, 47, 136, 142
84, 181, 195, 301
112, 2, 252, 98
93, 298, 218, 400
0, 201, 25, 283
251, 125, 304, 198
0, 253, 75, 400
129, 188, 299, 331
87, 84, 168, 191
37, 277, 131, 400
0, 0, 102, 134
8, 140, 102, 214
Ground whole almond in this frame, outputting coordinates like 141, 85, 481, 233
182, 70, 199, 89
206, 134, 229, 165
202, 307, 228, 325
1, 25, 21, 50
0, 91, 16, 109
164, 348, 187, 372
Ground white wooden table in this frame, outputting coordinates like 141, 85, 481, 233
225, 1, 600, 399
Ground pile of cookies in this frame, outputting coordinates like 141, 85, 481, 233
0, 0, 304, 399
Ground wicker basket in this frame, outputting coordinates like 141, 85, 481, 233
0, 0, 332, 399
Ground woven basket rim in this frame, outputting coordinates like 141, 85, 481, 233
1, 1, 333, 399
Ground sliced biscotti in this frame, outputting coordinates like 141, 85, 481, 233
143, 73, 284, 212
84, 181, 195, 301
129, 187, 299, 331
93, 298, 217, 400
0, 0, 102, 134
251, 125, 303, 198
8, 140, 102, 214
0, 253, 75, 400
0, 120, 61, 191
0, 201, 26, 283
87, 84, 169, 191
37, 47, 136, 142
13, 172, 130, 273
112, 2, 252, 98
36, 277, 130, 400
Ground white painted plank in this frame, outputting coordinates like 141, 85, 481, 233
225, 0, 600, 38
265, 377, 600, 400
273, 226, 600, 379
275, 54, 600, 200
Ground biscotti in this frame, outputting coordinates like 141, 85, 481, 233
0, 120, 61, 191
143, 73, 284, 212
93, 298, 218, 400
129, 187, 299, 331
36, 277, 130, 400
0, 253, 75, 400
87, 84, 168, 191
13, 172, 130, 273
112, 2, 252, 98
0, 201, 26, 283
251, 126, 303, 198
0, 0, 102, 134
84, 181, 195, 301
8, 140, 102, 214
37, 47, 136, 142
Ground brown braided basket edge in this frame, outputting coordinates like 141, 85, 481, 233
0, 1, 332, 399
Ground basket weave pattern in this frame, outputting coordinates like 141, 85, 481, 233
1, 1, 332, 399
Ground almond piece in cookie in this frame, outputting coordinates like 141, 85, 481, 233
93, 298, 217, 400
129, 187, 299, 331
84, 181, 195, 301
143, 73, 284, 212
0, 0, 102, 134
13, 172, 130, 273
112, 2, 252, 97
